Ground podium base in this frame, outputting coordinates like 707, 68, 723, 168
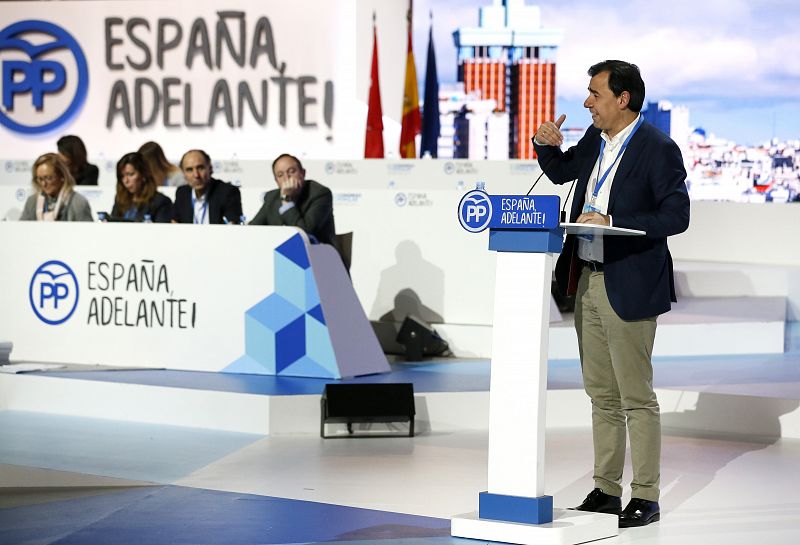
451, 508, 618, 545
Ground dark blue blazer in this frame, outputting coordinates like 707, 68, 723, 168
534, 121, 690, 320
171, 178, 243, 225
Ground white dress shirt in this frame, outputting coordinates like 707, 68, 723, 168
192, 191, 210, 225
577, 114, 641, 263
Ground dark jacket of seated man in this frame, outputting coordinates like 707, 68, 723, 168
171, 178, 242, 224
250, 179, 337, 248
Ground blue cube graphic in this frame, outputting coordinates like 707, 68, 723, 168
226, 233, 347, 379
276, 314, 306, 373
280, 355, 338, 379
274, 253, 320, 312
275, 233, 310, 269
244, 294, 304, 372
305, 313, 337, 376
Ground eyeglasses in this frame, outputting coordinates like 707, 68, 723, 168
36, 175, 59, 184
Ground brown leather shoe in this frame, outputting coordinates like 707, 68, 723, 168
570, 488, 621, 515
619, 498, 660, 527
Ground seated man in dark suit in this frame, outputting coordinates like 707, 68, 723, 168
171, 149, 242, 224
249, 153, 337, 247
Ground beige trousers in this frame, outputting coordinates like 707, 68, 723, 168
575, 267, 660, 502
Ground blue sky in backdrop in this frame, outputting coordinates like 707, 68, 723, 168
412, 0, 800, 146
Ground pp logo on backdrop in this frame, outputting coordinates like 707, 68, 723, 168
0, 20, 88, 134
29, 260, 79, 325
458, 189, 492, 232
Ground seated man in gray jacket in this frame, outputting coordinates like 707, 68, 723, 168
250, 153, 337, 248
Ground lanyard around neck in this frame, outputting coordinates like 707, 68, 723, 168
592, 116, 644, 200
191, 192, 208, 224
40, 190, 65, 220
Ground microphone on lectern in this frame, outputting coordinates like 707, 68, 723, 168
528, 133, 577, 223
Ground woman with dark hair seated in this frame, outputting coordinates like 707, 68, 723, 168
110, 152, 172, 222
20, 153, 93, 221
57, 135, 99, 185
138, 141, 185, 186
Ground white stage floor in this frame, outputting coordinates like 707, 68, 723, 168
1, 321, 799, 544
1, 414, 799, 545
0, 318, 800, 545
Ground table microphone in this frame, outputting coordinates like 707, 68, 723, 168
528, 134, 577, 222
526, 133, 553, 195
560, 179, 577, 223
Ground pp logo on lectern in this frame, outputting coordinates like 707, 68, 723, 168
29, 260, 79, 325
458, 190, 492, 233
0, 20, 89, 134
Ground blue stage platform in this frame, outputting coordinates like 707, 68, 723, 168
35, 352, 800, 400
0, 484, 453, 545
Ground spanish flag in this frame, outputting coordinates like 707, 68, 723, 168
399, 3, 420, 159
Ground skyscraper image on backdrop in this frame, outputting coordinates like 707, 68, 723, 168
454, 1, 561, 158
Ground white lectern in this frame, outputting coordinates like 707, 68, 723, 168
452, 192, 621, 545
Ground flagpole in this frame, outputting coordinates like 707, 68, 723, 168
399, 0, 421, 159
420, 9, 440, 158
364, 10, 384, 158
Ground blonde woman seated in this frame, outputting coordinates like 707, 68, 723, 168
110, 152, 173, 222
20, 153, 93, 221
139, 141, 185, 186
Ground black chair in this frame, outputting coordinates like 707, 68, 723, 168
335, 231, 353, 272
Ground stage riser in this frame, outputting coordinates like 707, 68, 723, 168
3, 375, 798, 440
0, 374, 271, 435
438, 321, 785, 359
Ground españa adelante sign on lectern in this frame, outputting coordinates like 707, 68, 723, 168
452, 186, 619, 545
458, 189, 559, 231
458, 189, 564, 253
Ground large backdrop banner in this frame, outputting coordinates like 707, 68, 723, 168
0, 0, 363, 160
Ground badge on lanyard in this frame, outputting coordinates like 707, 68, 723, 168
582, 200, 601, 214
192, 192, 208, 224
586, 115, 643, 212
579, 116, 643, 241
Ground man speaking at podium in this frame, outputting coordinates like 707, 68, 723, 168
533, 60, 690, 527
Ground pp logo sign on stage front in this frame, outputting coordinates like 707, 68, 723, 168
458, 189, 492, 233
0, 20, 88, 134
29, 260, 79, 325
